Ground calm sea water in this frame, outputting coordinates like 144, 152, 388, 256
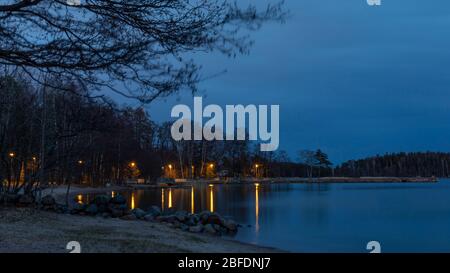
81, 179, 450, 252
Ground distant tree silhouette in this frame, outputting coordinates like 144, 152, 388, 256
315, 149, 332, 177
297, 150, 319, 178
335, 152, 450, 177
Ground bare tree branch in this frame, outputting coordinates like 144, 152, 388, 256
0, 0, 286, 102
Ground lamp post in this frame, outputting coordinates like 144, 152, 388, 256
9, 152, 15, 185
168, 164, 173, 178
77, 160, 85, 183
255, 164, 260, 178
207, 163, 215, 178
31, 156, 38, 173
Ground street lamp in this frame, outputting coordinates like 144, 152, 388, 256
255, 164, 261, 178
129, 161, 137, 168
31, 156, 37, 173
8, 152, 15, 184
206, 163, 215, 179
77, 160, 85, 184
168, 164, 173, 178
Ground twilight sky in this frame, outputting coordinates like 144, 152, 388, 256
119, 0, 450, 163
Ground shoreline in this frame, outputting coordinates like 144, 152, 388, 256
2, 185, 279, 253
5, 175, 439, 253
42, 185, 129, 203
0, 207, 280, 253
51, 176, 438, 192
130, 176, 439, 189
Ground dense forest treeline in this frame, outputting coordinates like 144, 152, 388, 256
0, 75, 304, 193
0, 75, 448, 195
335, 152, 450, 178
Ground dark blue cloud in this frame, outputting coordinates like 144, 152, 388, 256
144, 0, 450, 163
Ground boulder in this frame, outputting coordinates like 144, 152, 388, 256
41, 195, 56, 206
205, 213, 222, 225
203, 224, 217, 235
199, 211, 213, 224
175, 210, 188, 222
131, 208, 146, 219
70, 203, 86, 214
55, 204, 69, 214
108, 202, 128, 218
120, 214, 137, 221
17, 194, 34, 206
161, 207, 177, 216
180, 224, 190, 232
222, 219, 238, 232
97, 204, 109, 213
219, 226, 228, 235
188, 224, 204, 233
143, 214, 155, 222
110, 195, 126, 205
90, 195, 110, 213
147, 205, 161, 217
156, 215, 178, 224
91, 195, 110, 206
185, 215, 198, 226
85, 204, 99, 215
172, 221, 182, 229
110, 208, 126, 218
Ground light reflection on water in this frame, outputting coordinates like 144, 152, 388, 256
255, 183, 259, 232
209, 184, 214, 213
76, 194, 83, 204
168, 188, 172, 208
191, 186, 194, 214
81, 180, 450, 252
131, 192, 135, 209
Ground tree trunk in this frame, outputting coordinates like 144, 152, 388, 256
39, 86, 47, 197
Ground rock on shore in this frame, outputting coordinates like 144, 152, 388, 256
1, 192, 240, 236
69, 194, 239, 236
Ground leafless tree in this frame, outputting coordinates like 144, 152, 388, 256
297, 150, 318, 179
0, 0, 286, 102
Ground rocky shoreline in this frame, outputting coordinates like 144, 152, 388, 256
1, 191, 239, 237
70, 194, 239, 236
0, 188, 275, 253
